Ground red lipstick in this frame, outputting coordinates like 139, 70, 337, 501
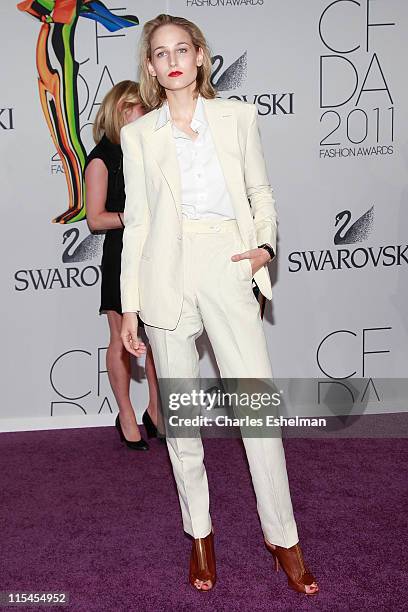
168, 71, 183, 77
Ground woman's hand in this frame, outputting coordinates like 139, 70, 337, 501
121, 312, 146, 357
231, 247, 271, 275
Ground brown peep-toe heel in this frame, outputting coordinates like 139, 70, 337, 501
265, 540, 319, 595
189, 529, 216, 591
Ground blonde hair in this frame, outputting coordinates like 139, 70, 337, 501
138, 14, 216, 110
92, 80, 145, 145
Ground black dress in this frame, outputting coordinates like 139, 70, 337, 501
84, 134, 144, 326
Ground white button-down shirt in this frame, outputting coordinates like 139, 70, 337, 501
155, 95, 236, 220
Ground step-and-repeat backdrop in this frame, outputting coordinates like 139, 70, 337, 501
1, 1, 407, 431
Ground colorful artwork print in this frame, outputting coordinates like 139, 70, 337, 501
17, 0, 139, 224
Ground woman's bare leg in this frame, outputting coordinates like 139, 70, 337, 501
144, 344, 160, 428
106, 310, 142, 441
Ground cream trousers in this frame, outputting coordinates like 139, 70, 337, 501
144, 218, 299, 547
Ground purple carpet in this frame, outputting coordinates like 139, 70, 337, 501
1, 427, 407, 611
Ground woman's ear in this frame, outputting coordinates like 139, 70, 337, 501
197, 47, 204, 67
147, 58, 156, 77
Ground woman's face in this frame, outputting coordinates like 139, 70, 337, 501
147, 24, 203, 93
123, 103, 145, 125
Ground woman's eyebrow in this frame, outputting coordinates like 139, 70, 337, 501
153, 41, 191, 52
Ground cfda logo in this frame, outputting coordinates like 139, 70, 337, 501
49, 346, 115, 417
319, 0, 396, 158
315, 325, 393, 414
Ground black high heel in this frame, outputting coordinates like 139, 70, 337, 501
115, 414, 149, 451
142, 410, 166, 442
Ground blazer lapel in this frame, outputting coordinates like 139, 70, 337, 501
147, 117, 182, 220
202, 98, 243, 212
145, 98, 242, 222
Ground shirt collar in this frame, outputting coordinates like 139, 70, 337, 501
155, 94, 207, 132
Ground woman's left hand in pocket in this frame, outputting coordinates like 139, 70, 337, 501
231, 247, 271, 275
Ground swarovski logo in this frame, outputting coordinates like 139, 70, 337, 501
288, 205, 407, 272
334, 206, 374, 245
14, 229, 103, 291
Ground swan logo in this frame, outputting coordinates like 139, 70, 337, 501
211, 51, 294, 116
288, 205, 408, 272
334, 206, 374, 245
211, 51, 247, 91
14, 228, 104, 291
61, 228, 103, 263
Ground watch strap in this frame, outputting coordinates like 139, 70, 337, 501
258, 243, 275, 260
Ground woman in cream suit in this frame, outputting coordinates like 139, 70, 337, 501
120, 13, 318, 596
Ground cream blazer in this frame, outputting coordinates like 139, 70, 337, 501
120, 96, 277, 330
